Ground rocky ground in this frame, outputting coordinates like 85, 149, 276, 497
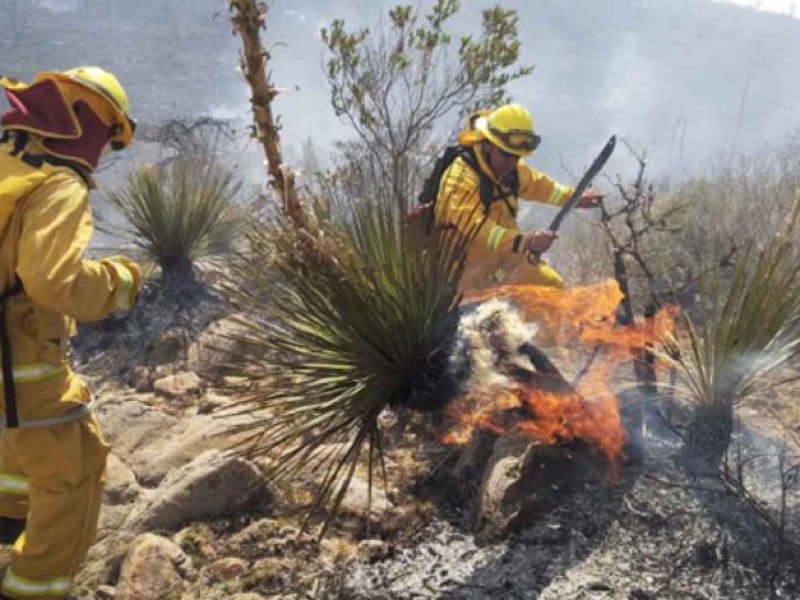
38, 269, 798, 599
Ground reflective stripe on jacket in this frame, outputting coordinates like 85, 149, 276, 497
0, 136, 140, 421
434, 142, 574, 292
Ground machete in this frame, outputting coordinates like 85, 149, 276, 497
527, 135, 616, 264
549, 134, 616, 232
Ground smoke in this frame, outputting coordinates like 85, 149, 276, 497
449, 299, 540, 398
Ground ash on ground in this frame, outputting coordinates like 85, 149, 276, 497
344, 422, 800, 598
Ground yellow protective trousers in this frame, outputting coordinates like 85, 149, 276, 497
463, 258, 564, 349
0, 413, 109, 599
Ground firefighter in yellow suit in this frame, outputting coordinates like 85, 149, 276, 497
0, 67, 140, 599
435, 103, 604, 293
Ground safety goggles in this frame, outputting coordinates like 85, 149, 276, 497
110, 115, 137, 151
488, 125, 541, 154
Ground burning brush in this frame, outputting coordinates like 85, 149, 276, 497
221, 194, 676, 534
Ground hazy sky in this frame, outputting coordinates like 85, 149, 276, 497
716, 0, 798, 15
2, 0, 799, 185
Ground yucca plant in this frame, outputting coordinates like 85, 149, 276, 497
674, 192, 800, 463
104, 156, 244, 281
222, 186, 476, 535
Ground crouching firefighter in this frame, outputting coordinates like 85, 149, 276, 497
0, 67, 141, 599
415, 103, 604, 346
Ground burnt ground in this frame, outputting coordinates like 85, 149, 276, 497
342, 400, 800, 600
63, 275, 800, 599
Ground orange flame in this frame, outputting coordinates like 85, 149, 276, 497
444, 279, 678, 472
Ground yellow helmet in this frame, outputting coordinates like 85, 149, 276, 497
475, 103, 541, 157
39, 66, 136, 150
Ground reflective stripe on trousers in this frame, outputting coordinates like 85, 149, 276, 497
2, 567, 72, 598
0, 474, 28, 495
0, 364, 66, 385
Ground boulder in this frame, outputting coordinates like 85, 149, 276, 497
104, 454, 140, 505
124, 450, 267, 533
101, 402, 241, 487
97, 505, 135, 538
129, 414, 235, 487
116, 534, 190, 600
75, 532, 135, 591
96, 397, 179, 468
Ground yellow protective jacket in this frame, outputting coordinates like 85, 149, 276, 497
0, 134, 140, 424
434, 142, 574, 292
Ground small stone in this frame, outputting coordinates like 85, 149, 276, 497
339, 475, 395, 519
96, 585, 116, 599
130, 366, 153, 392
153, 371, 202, 399
243, 558, 284, 589
116, 534, 190, 600
278, 525, 300, 539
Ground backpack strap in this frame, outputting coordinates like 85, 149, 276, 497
0, 279, 23, 429
459, 146, 519, 219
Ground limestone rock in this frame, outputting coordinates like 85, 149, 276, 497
116, 534, 191, 600
76, 533, 135, 591
132, 414, 235, 487
97, 505, 135, 539
124, 450, 267, 533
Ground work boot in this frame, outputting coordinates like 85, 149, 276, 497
0, 518, 24, 545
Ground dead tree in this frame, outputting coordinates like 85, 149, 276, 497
596, 142, 685, 392
228, 0, 312, 232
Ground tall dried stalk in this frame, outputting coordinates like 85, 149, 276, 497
228, 0, 311, 232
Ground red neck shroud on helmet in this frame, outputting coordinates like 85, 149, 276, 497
1, 79, 111, 171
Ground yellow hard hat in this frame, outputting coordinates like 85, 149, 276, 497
475, 103, 541, 157
38, 66, 136, 150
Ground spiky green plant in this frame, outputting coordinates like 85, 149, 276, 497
674, 193, 800, 458
222, 191, 475, 536
104, 157, 244, 281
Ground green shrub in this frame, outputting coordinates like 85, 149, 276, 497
223, 196, 472, 536
674, 194, 800, 458
105, 156, 244, 281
